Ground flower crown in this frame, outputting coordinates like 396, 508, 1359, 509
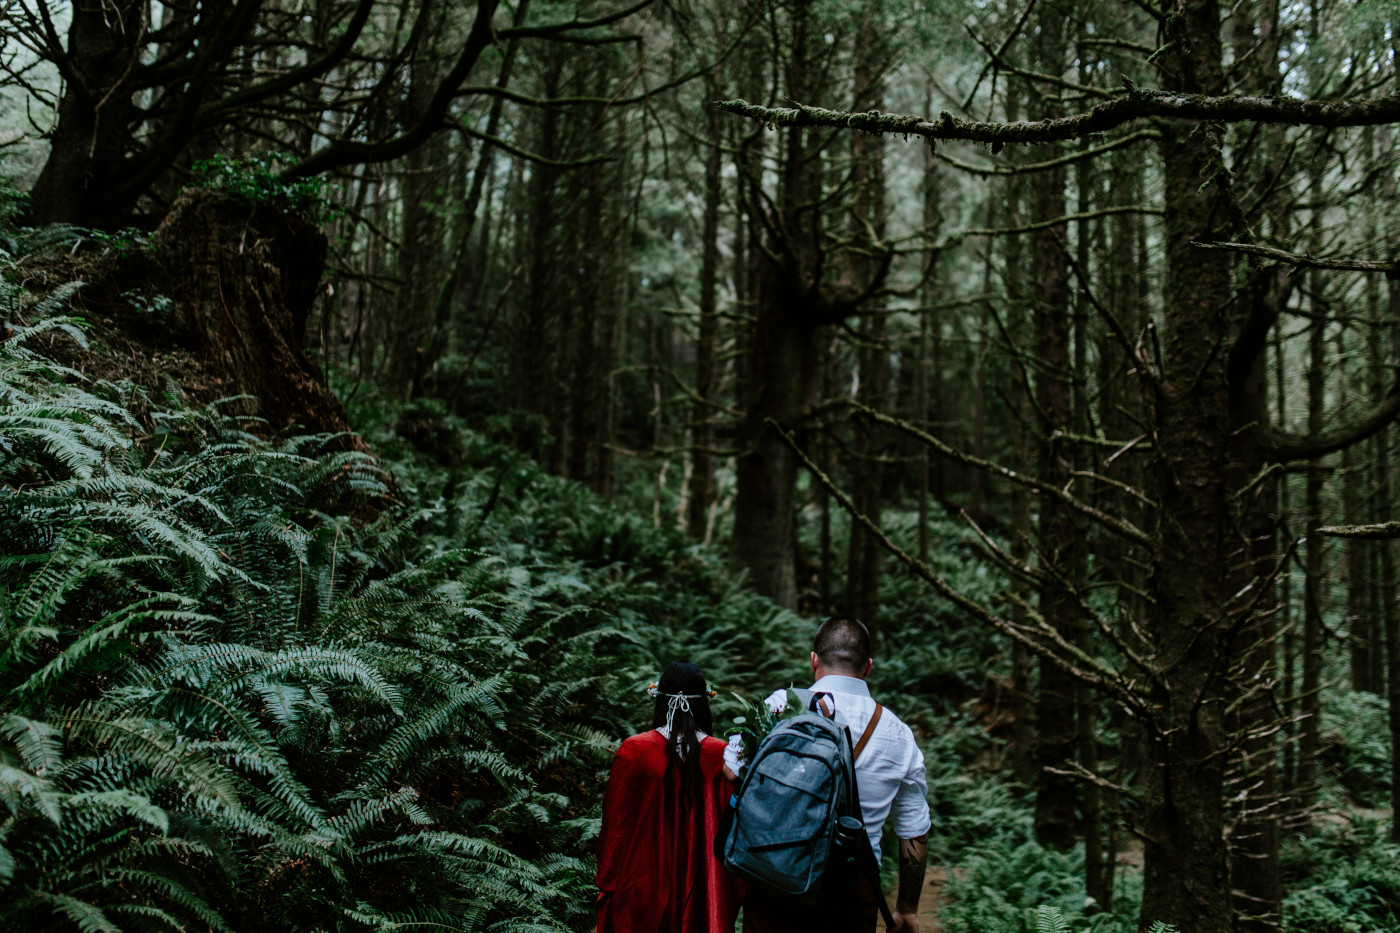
646, 682, 717, 699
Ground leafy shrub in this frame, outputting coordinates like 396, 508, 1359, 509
1317, 690, 1390, 807
938, 830, 1148, 933
1283, 814, 1400, 933
190, 153, 337, 220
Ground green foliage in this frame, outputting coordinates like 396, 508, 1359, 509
10, 256, 1391, 931
120, 290, 173, 328
0, 174, 26, 241
1317, 690, 1391, 807
87, 227, 152, 256
190, 153, 337, 220
938, 828, 1146, 933
0, 290, 805, 930
1283, 813, 1400, 933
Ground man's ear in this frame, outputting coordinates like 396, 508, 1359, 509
862, 658, 873, 679
810, 651, 819, 674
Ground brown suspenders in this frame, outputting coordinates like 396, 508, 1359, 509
853, 703, 883, 761
815, 697, 885, 762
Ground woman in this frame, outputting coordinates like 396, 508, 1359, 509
596, 661, 741, 933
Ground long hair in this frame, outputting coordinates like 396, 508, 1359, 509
650, 660, 713, 792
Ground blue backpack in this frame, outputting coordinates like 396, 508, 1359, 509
721, 692, 892, 924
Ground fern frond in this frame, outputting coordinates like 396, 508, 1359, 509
0, 760, 62, 822
59, 790, 169, 848
63, 703, 243, 808
1034, 905, 1071, 933
1, 715, 63, 775
26, 890, 121, 933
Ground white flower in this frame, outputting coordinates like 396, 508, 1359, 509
764, 689, 788, 715
724, 734, 746, 772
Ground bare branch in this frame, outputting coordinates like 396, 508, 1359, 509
848, 402, 1153, 545
1265, 380, 1400, 460
962, 205, 1162, 238
1044, 762, 1143, 799
447, 118, 613, 168
935, 129, 1158, 177
495, 0, 655, 40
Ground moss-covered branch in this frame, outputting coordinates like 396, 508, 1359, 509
1191, 240, 1400, 273
1316, 522, 1400, 539
718, 86, 1400, 146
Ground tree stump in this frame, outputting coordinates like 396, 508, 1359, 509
153, 189, 361, 446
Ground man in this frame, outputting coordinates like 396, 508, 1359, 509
737, 617, 931, 933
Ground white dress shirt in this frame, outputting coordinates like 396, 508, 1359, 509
807, 674, 931, 861
729, 674, 931, 862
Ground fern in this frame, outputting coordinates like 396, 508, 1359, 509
0, 275, 810, 930
1035, 905, 1072, 933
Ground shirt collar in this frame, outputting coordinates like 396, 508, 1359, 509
810, 674, 871, 698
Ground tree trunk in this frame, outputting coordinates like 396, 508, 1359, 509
1383, 279, 1400, 842
733, 0, 830, 608
1344, 384, 1373, 693
1277, 333, 1297, 795
391, 134, 450, 398
1001, 87, 1036, 789
1297, 296, 1326, 810
845, 13, 888, 629
733, 269, 819, 608
27, 0, 146, 228
1140, 1, 1237, 928
1225, 274, 1286, 932
1029, 3, 1078, 851
688, 65, 726, 540
969, 199, 995, 523
1073, 144, 1107, 912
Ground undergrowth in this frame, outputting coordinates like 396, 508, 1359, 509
0, 270, 801, 930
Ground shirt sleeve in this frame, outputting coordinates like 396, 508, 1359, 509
890, 724, 931, 840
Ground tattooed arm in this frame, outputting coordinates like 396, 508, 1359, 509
891, 833, 928, 933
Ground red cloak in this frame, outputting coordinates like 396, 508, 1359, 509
596, 730, 741, 933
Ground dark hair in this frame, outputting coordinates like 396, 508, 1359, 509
813, 617, 872, 675
650, 661, 713, 792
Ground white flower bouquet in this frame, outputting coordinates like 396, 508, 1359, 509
725, 687, 798, 771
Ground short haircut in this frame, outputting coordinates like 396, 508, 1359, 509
814, 617, 872, 674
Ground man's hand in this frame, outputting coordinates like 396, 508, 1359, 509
888, 911, 918, 933
893, 832, 928, 930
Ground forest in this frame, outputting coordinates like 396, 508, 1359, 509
2, 0, 1400, 931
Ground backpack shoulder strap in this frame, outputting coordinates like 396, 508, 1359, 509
852, 703, 883, 762
844, 712, 895, 930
